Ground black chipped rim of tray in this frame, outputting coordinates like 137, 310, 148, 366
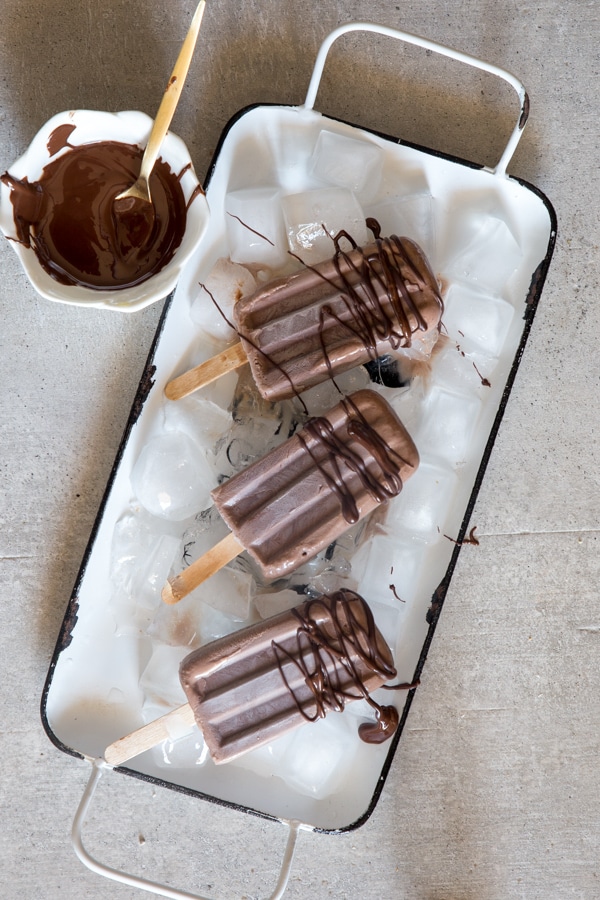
40, 102, 558, 835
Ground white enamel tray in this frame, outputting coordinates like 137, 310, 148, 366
41, 23, 556, 900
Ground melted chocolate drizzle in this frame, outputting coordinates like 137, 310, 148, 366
271, 589, 402, 744
297, 395, 411, 524
201, 281, 308, 413
227, 211, 275, 246
290, 223, 441, 388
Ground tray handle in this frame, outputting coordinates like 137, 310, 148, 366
72, 758, 300, 900
302, 21, 529, 177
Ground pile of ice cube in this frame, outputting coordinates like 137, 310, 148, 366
107, 123, 525, 798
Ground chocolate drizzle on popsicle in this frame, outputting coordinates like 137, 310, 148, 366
298, 394, 412, 524
271, 589, 402, 744
324, 228, 434, 355
209, 389, 419, 583
232, 225, 443, 403
287, 221, 443, 387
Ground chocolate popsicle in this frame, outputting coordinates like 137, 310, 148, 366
162, 388, 419, 603
237, 232, 443, 400
164, 231, 443, 401
180, 589, 404, 762
105, 590, 415, 768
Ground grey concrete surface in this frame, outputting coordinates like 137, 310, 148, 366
0, 1, 598, 898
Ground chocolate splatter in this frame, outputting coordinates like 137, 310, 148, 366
444, 525, 480, 546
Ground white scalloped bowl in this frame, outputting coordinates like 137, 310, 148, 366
0, 109, 210, 312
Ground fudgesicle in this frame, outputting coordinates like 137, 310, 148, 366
104, 589, 415, 768
179, 589, 403, 764
234, 231, 443, 400
211, 388, 419, 581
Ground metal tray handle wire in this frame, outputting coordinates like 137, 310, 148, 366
68, 22, 531, 899
302, 21, 529, 177
72, 759, 299, 900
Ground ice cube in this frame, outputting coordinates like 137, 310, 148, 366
111, 509, 153, 599
396, 323, 442, 366
294, 366, 370, 416
366, 192, 436, 262
229, 365, 297, 428
164, 393, 232, 452
414, 384, 483, 464
147, 590, 245, 648
287, 520, 365, 597
384, 457, 459, 544
254, 588, 302, 619
200, 369, 239, 411
324, 526, 367, 589
109, 509, 181, 636
139, 643, 190, 709
109, 593, 151, 638
309, 129, 383, 197
354, 533, 428, 607
281, 187, 368, 265
133, 532, 181, 609
276, 715, 358, 798
214, 372, 302, 478
429, 337, 498, 396
186, 563, 254, 621
225, 186, 288, 268
190, 258, 257, 342
146, 595, 200, 648
307, 569, 350, 596
442, 282, 516, 358
154, 732, 209, 769
215, 416, 285, 475
286, 546, 331, 591
168, 512, 255, 620
384, 382, 425, 437
180, 506, 231, 561
266, 114, 321, 193
443, 213, 522, 294
130, 431, 217, 521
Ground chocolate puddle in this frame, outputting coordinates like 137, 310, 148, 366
2, 136, 189, 290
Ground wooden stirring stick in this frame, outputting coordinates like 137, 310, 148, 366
164, 341, 248, 401
114, 0, 207, 216
162, 531, 242, 604
105, 703, 195, 767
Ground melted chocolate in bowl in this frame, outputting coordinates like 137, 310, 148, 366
2, 137, 189, 290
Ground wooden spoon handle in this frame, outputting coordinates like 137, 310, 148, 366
140, 0, 206, 181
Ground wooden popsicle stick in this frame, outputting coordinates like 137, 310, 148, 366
104, 703, 196, 767
162, 531, 243, 604
164, 342, 248, 401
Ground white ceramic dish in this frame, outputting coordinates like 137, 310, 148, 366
41, 24, 556, 900
0, 109, 210, 311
